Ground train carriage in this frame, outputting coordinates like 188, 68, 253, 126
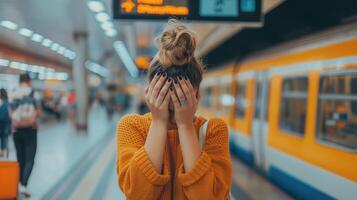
199, 22, 357, 200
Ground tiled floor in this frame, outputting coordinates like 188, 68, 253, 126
5, 105, 124, 200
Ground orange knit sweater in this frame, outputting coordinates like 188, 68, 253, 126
116, 113, 232, 200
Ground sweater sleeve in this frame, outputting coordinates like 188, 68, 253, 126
177, 118, 232, 200
116, 114, 170, 200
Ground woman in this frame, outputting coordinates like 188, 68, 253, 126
116, 19, 232, 200
0, 88, 11, 158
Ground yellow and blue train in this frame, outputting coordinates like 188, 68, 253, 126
198, 22, 357, 200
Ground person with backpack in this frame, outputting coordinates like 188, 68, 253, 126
116, 20, 232, 200
9, 73, 41, 198
0, 88, 11, 158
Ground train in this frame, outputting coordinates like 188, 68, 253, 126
198, 22, 357, 200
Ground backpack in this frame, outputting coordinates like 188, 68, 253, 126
0, 100, 10, 124
11, 90, 37, 128
199, 120, 235, 200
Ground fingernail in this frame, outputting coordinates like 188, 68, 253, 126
178, 76, 182, 80
170, 87, 173, 91
157, 72, 162, 76
168, 78, 172, 82
184, 76, 188, 80
174, 79, 178, 84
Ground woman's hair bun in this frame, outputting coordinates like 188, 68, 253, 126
155, 19, 197, 67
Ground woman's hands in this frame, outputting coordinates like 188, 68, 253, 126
170, 76, 198, 127
145, 73, 172, 124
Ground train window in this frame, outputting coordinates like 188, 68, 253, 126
203, 87, 212, 107
316, 73, 357, 150
220, 85, 234, 116
279, 77, 308, 136
236, 81, 247, 118
254, 81, 262, 119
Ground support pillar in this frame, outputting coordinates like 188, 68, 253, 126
73, 32, 88, 131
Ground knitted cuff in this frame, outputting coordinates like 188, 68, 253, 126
134, 147, 170, 186
178, 151, 212, 186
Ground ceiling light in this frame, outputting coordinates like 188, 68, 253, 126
87, 1, 105, 13
29, 65, 40, 73
31, 33, 43, 42
105, 29, 117, 37
10, 61, 21, 69
55, 72, 68, 80
18, 28, 33, 37
0, 20, 18, 30
42, 38, 52, 47
101, 21, 113, 30
19, 63, 28, 71
95, 12, 110, 22
51, 43, 60, 51
113, 41, 138, 78
57, 46, 66, 55
0, 59, 10, 67
85, 61, 108, 77
68, 51, 76, 60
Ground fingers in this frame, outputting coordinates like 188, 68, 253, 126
178, 76, 193, 106
183, 77, 197, 104
144, 86, 149, 94
147, 73, 161, 95
152, 73, 167, 96
170, 88, 180, 109
150, 73, 167, 103
161, 87, 171, 107
155, 78, 171, 106
173, 77, 186, 105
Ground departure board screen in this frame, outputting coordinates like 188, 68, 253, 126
113, 0, 262, 22
114, 0, 189, 19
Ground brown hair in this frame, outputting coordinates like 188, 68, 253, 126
148, 19, 204, 88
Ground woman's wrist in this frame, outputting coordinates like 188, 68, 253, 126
177, 122, 195, 133
151, 119, 168, 130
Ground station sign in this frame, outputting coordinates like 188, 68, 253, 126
113, 0, 262, 22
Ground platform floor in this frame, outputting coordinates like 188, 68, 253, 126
4, 107, 291, 200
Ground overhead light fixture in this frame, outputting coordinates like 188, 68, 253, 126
0, 20, 18, 30
51, 43, 60, 51
113, 41, 138, 78
87, 1, 105, 13
105, 29, 117, 37
64, 50, 76, 60
57, 46, 66, 55
42, 38, 52, 47
18, 28, 33, 37
101, 21, 113, 30
10, 61, 21, 69
31, 33, 43, 42
96, 12, 110, 22
85, 61, 108, 77
0, 59, 10, 67
6, 60, 68, 80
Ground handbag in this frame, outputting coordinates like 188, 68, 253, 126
199, 119, 235, 200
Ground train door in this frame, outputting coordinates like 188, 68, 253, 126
252, 72, 269, 170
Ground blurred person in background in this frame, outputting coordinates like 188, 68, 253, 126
67, 89, 77, 126
0, 88, 11, 158
9, 73, 42, 198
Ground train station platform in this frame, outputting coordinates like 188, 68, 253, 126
1, 0, 356, 199
3, 105, 291, 200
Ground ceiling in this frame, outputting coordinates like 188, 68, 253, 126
0, 0, 284, 78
